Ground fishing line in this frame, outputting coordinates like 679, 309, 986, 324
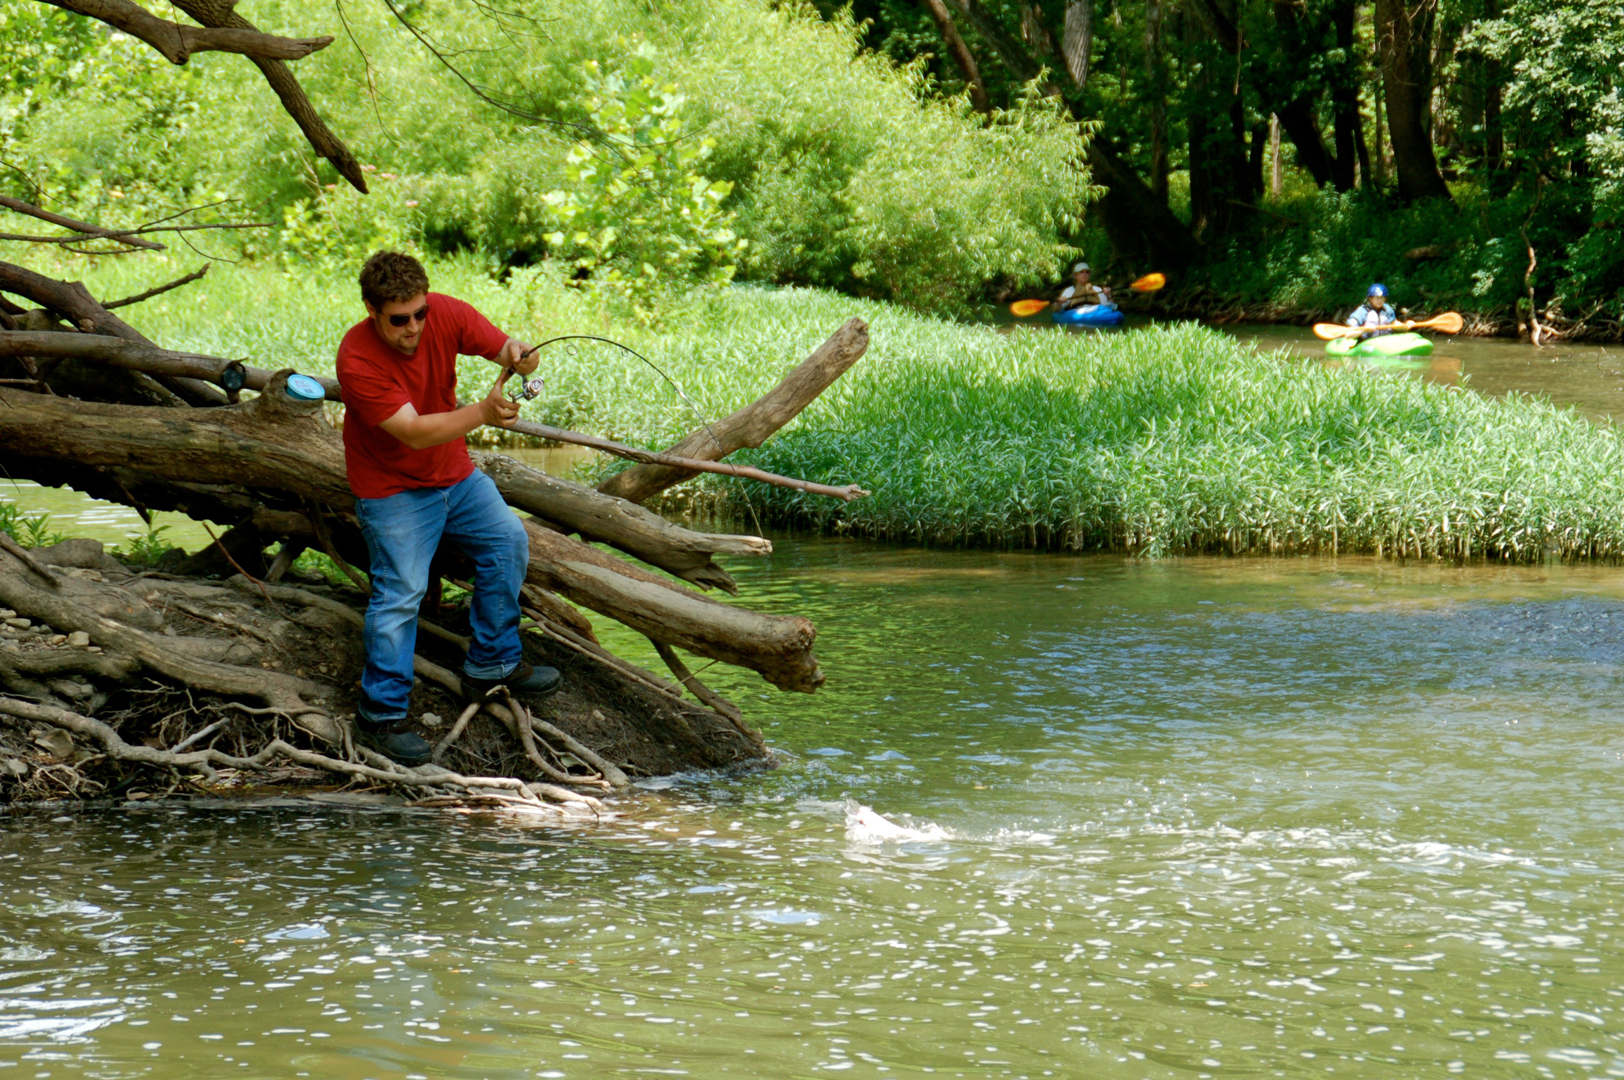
518, 334, 729, 460
520, 334, 771, 533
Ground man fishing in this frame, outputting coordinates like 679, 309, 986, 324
336, 250, 561, 766
1345, 283, 1396, 337
1056, 262, 1113, 310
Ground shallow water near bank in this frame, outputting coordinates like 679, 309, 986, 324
3, 539, 1624, 1077
997, 310, 1624, 421
1225, 324, 1624, 422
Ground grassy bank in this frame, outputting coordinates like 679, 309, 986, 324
35, 253, 1624, 561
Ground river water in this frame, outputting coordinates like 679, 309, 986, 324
4, 328, 1624, 1077
1224, 324, 1624, 422
4, 542, 1624, 1077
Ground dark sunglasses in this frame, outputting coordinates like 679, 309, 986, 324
386, 303, 430, 328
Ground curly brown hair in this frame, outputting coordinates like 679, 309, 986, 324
359, 251, 430, 309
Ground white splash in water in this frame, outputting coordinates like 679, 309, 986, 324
843, 800, 951, 844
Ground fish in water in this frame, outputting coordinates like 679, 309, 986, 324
844, 799, 951, 844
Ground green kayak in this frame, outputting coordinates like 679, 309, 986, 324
1324, 331, 1434, 358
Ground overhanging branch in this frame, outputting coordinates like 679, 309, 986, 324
39, 0, 334, 64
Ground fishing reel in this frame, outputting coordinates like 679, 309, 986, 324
508, 373, 546, 403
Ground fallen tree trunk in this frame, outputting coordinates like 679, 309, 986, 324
0, 329, 304, 398
476, 451, 769, 593
598, 317, 869, 505
519, 518, 821, 692
0, 258, 227, 405
0, 382, 822, 691
0, 377, 352, 506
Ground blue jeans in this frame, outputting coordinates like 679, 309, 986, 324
354, 469, 531, 720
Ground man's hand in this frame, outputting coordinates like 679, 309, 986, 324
479, 371, 521, 429
498, 337, 538, 376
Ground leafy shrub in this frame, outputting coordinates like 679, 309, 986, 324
0, 503, 64, 549
540, 48, 744, 317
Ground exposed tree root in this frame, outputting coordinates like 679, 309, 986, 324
0, 539, 759, 808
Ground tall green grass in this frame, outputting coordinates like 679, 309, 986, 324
737, 321, 1624, 559
30, 252, 1624, 561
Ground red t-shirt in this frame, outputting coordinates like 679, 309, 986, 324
336, 293, 509, 499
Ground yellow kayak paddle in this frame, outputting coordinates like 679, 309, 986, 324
1008, 272, 1167, 317
1313, 311, 1464, 339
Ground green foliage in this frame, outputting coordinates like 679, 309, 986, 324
0, 0, 1096, 317
1461, 0, 1624, 305
541, 48, 744, 317
668, 7, 1096, 311
0, 503, 64, 549
291, 548, 363, 589
116, 525, 177, 567
1187, 188, 1522, 317
1186, 179, 1620, 326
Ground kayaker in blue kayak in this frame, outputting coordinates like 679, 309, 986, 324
1345, 283, 1396, 337
1056, 262, 1113, 311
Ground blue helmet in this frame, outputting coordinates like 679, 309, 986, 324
1367, 283, 1389, 298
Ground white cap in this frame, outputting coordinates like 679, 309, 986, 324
1073, 262, 1090, 273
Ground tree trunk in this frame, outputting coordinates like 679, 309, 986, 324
1374, 0, 1452, 201
1248, 120, 1268, 199
1481, 0, 1503, 175
0, 385, 825, 693
1328, 0, 1359, 192
1060, 0, 1093, 89
1270, 114, 1283, 196
1087, 142, 1202, 269
1373, 77, 1388, 185
920, 0, 991, 112
1145, 0, 1169, 204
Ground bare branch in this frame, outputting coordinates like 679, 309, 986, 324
0, 220, 271, 245
376, 0, 598, 139
38, 0, 333, 63
0, 194, 164, 250
104, 265, 208, 310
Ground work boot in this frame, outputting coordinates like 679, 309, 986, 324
461, 661, 563, 701
355, 708, 433, 767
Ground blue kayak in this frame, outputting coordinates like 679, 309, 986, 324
1053, 303, 1125, 328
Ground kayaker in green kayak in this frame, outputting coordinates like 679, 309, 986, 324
1056, 262, 1113, 311
1345, 283, 1396, 338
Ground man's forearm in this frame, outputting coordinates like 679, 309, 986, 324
387, 403, 488, 450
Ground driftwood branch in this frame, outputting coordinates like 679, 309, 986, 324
510, 417, 869, 503
519, 518, 822, 692
39, 0, 334, 63
0, 258, 227, 405
597, 317, 869, 505
0, 330, 252, 391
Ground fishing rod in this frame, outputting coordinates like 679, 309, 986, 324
500, 335, 870, 503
